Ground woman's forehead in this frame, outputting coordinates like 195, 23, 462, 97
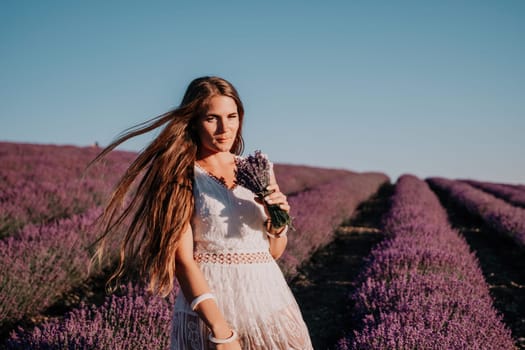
205, 95, 238, 114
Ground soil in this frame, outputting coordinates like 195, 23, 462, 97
429, 183, 525, 349
290, 182, 394, 349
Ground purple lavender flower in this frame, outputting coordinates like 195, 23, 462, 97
235, 150, 292, 230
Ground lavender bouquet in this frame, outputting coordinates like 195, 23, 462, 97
235, 150, 292, 230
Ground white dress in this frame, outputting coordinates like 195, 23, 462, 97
170, 161, 313, 349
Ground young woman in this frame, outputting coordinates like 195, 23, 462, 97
93, 76, 313, 349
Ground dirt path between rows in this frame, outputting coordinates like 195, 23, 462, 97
430, 184, 525, 349
290, 183, 394, 349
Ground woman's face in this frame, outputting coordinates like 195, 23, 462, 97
196, 95, 240, 156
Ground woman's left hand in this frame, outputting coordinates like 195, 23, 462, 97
255, 183, 290, 215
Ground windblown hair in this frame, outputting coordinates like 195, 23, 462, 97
90, 76, 245, 297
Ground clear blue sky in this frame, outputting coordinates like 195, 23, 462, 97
1, 0, 524, 184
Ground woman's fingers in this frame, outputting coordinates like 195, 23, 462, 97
266, 183, 279, 192
264, 192, 286, 204
263, 191, 289, 212
253, 184, 290, 213
278, 202, 290, 212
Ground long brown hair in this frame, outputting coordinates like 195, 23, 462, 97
91, 76, 245, 297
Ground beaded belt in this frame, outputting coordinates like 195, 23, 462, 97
193, 251, 274, 264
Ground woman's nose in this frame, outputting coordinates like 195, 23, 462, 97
216, 118, 226, 133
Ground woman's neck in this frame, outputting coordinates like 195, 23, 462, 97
196, 151, 237, 189
196, 151, 235, 169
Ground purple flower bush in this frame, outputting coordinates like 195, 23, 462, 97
428, 177, 525, 247
337, 174, 515, 350
460, 179, 525, 209
273, 163, 356, 196
0, 142, 135, 238
0, 207, 111, 329
0, 142, 133, 187
511, 183, 525, 192
0, 143, 135, 329
279, 171, 389, 278
6, 283, 176, 350
0, 177, 106, 238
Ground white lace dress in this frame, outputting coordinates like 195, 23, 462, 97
170, 161, 313, 349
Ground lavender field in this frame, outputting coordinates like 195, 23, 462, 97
1, 142, 524, 349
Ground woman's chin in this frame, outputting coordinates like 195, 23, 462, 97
216, 143, 234, 152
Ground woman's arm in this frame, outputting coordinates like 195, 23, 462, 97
175, 224, 240, 347
264, 167, 289, 259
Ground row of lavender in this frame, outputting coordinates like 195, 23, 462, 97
274, 163, 357, 195
427, 177, 525, 247
5, 170, 388, 349
0, 142, 136, 237
337, 175, 515, 349
0, 207, 114, 330
7, 284, 178, 350
281, 171, 389, 277
461, 179, 525, 208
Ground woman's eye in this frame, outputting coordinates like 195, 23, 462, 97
206, 116, 216, 122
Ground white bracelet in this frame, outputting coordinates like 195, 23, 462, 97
266, 224, 288, 239
190, 293, 216, 311
208, 329, 238, 344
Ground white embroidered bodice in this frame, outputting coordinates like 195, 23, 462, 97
191, 162, 270, 254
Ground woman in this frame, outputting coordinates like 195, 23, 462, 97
92, 76, 313, 349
